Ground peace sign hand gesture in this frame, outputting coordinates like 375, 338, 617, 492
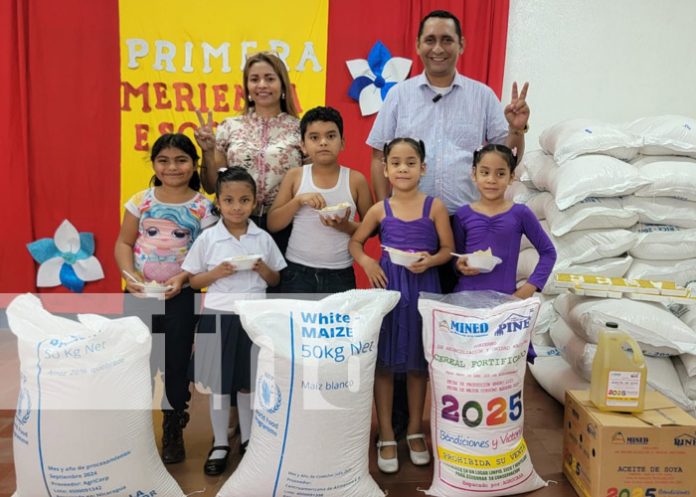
193, 108, 216, 152
504, 81, 530, 132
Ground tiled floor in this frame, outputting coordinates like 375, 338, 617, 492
0, 327, 577, 497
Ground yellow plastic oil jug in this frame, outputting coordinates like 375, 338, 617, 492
590, 322, 647, 412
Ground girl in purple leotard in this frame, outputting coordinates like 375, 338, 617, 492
453, 143, 556, 298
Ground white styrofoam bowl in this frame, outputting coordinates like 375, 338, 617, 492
383, 246, 424, 267
139, 282, 172, 298
226, 254, 262, 271
317, 202, 350, 221
464, 253, 503, 273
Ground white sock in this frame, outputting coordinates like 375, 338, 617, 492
237, 391, 252, 444
209, 394, 231, 459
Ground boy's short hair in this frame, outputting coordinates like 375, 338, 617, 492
300, 106, 344, 139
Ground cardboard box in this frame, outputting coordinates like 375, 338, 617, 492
563, 390, 696, 497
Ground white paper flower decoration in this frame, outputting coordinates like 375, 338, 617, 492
26, 219, 104, 292
346, 40, 412, 116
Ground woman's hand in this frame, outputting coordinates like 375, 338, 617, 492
361, 258, 388, 289
455, 255, 481, 276
295, 193, 327, 210
194, 109, 216, 152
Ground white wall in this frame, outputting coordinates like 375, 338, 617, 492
503, 0, 696, 150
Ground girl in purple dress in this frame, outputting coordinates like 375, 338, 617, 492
453, 144, 556, 298
350, 138, 454, 474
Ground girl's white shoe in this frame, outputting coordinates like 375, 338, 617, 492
376, 440, 399, 473
406, 434, 431, 466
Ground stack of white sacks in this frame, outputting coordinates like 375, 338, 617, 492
509, 115, 696, 416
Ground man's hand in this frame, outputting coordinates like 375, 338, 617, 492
504, 81, 530, 131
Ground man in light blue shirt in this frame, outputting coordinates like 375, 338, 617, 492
367, 10, 530, 213
366, 11, 531, 467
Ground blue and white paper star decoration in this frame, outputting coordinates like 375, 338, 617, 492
26, 219, 104, 292
347, 41, 412, 116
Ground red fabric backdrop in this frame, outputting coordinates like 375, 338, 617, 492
1, 0, 34, 304
1, 0, 121, 305
0, 0, 509, 301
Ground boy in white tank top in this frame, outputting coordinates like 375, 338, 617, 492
267, 106, 372, 293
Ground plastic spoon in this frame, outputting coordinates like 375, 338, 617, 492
122, 270, 142, 285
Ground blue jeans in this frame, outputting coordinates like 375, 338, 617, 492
279, 261, 355, 294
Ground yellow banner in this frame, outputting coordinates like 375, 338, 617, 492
119, 0, 328, 207
438, 439, 529, 469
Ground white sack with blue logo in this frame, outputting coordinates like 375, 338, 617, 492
7, 293, 184, 497
220, 289, 400, 497
419, 291, 546, 497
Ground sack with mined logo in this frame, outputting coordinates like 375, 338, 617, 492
419, 291, 546, 496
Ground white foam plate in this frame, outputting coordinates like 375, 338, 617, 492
133, 282, 173, 298
451, 252, 502, 273
383, 246, 424, 267
316, 203, 350, 221
226, 254, 262, 271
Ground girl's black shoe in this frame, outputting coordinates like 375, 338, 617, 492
204, 445, 231, 476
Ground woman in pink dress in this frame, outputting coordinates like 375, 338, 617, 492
194, 51, 303, 254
